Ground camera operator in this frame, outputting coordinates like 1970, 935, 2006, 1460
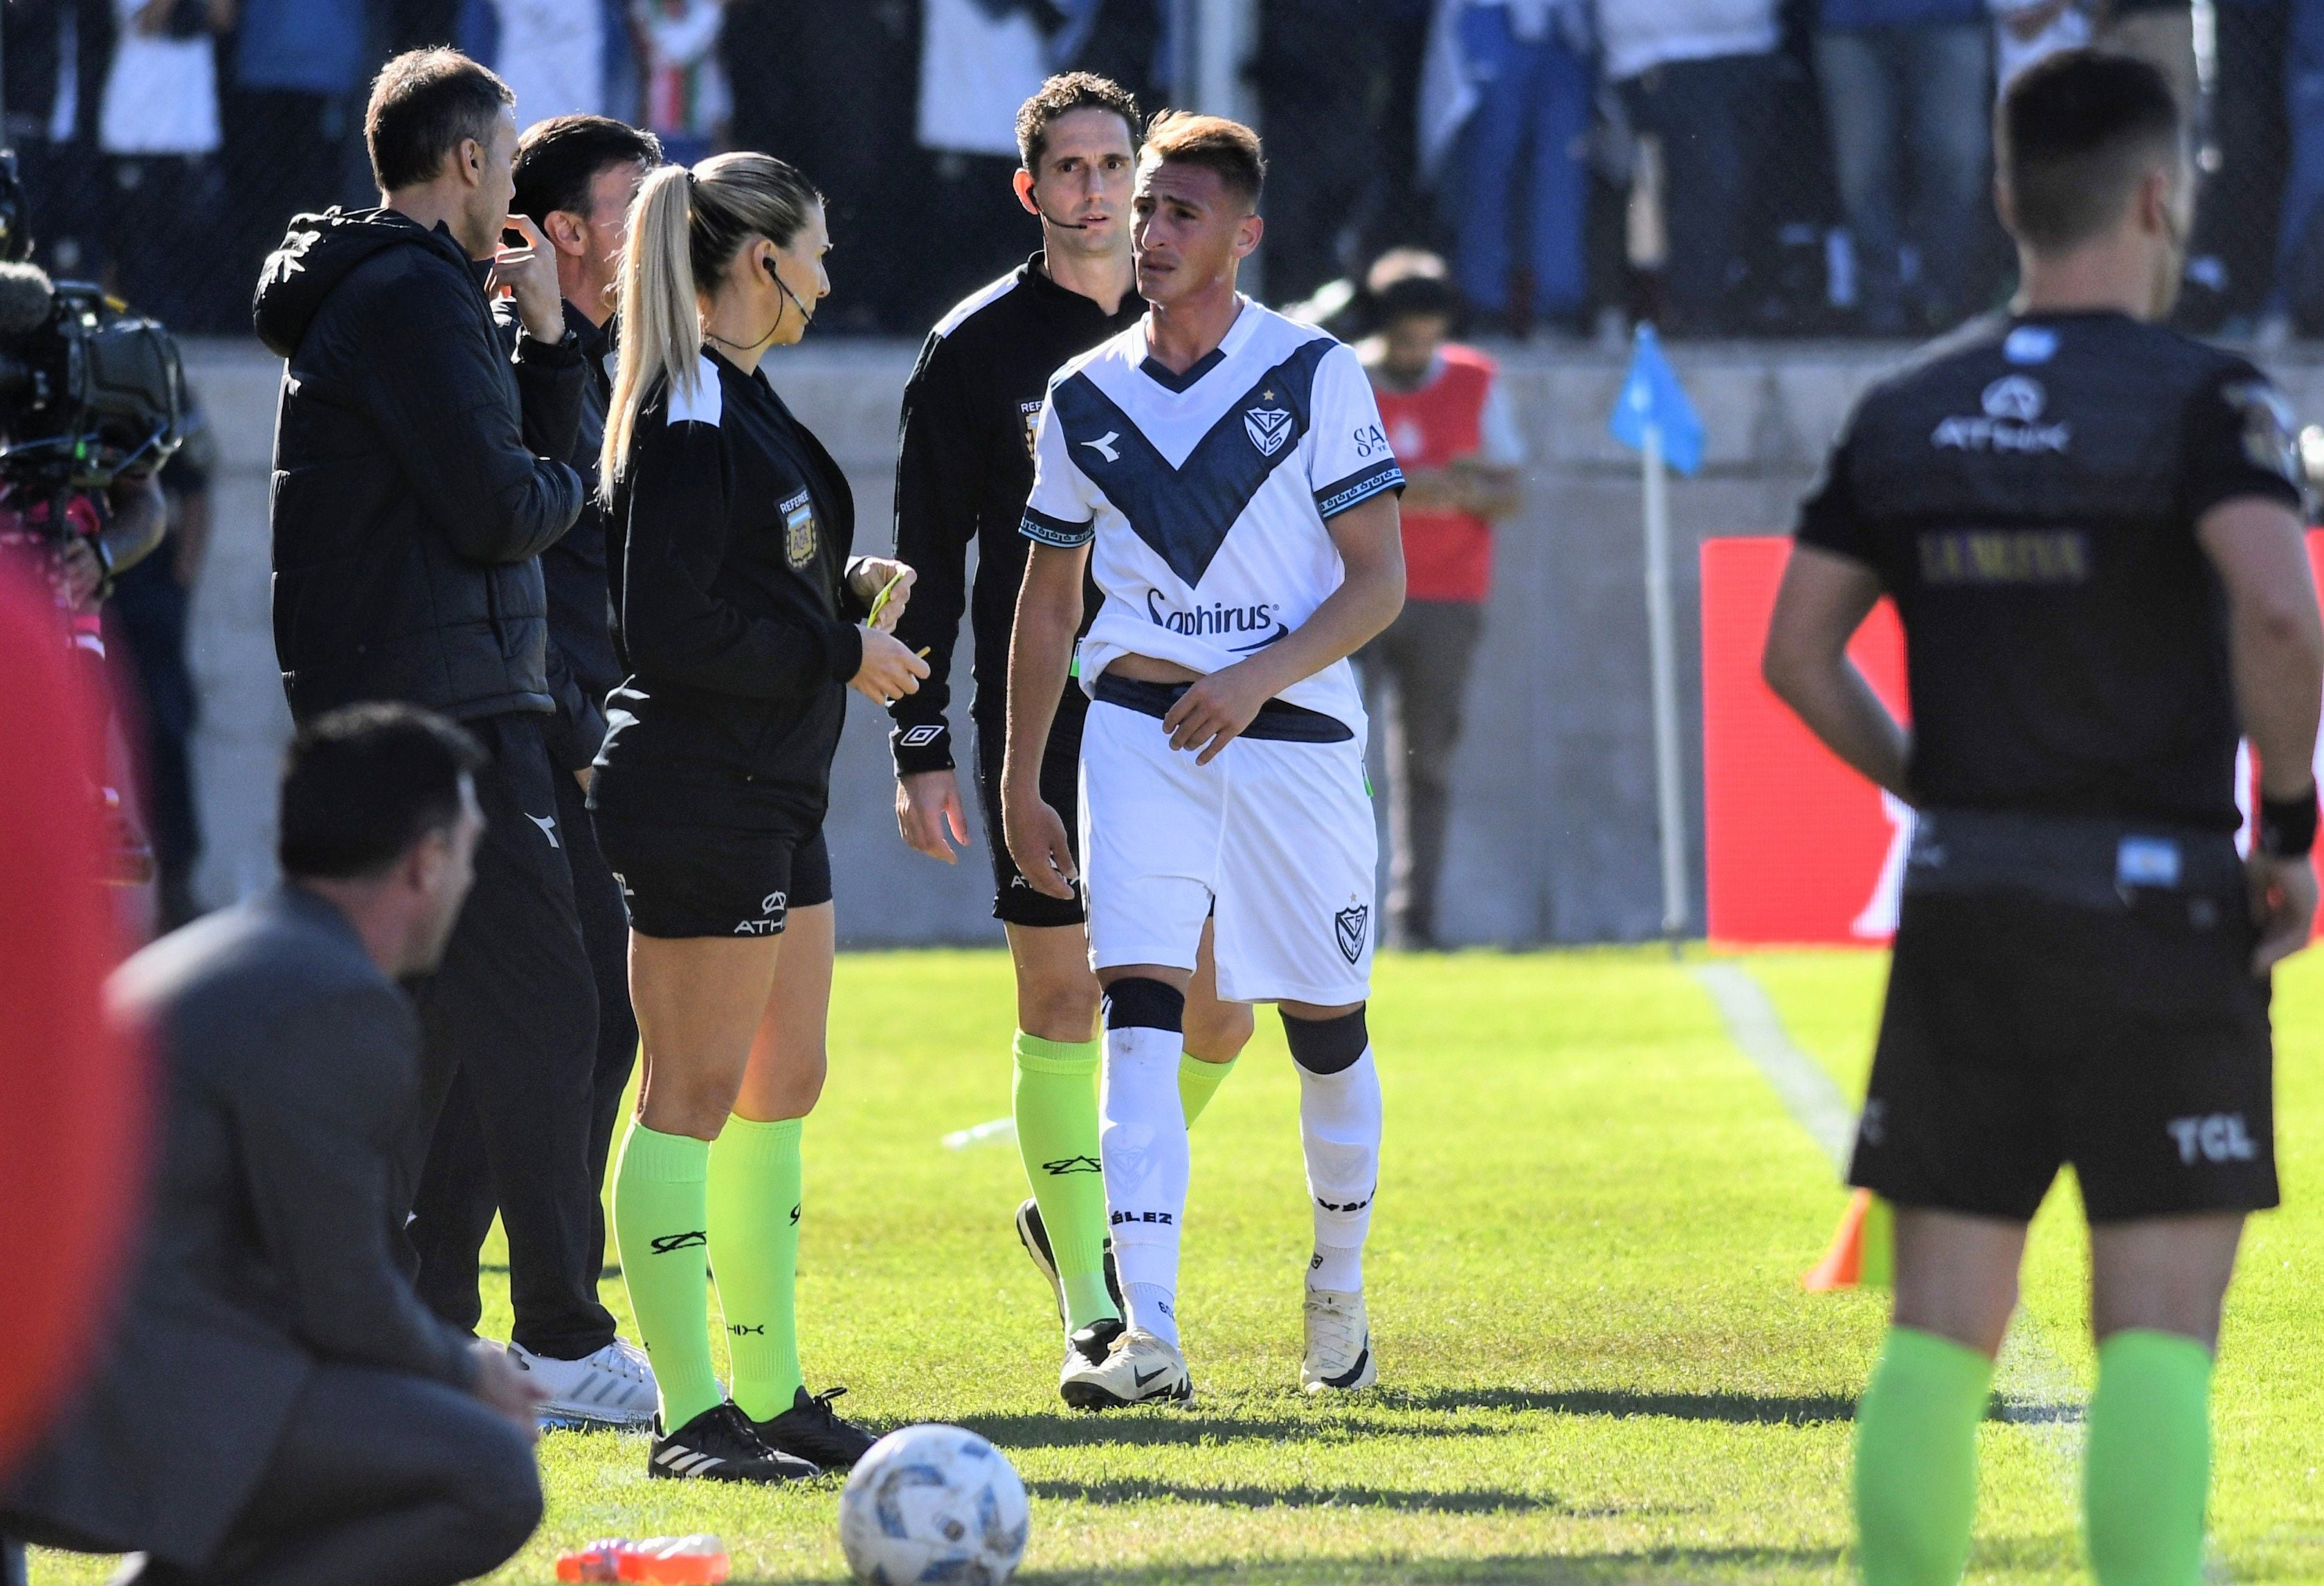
255, 48, 647, 1418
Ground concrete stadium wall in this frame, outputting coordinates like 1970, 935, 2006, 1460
179, 336, 2324, 947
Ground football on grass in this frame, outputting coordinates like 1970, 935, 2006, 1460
837, 1423, 1029, 1585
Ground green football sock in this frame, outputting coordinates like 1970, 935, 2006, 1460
1855, 1325, 1993, 1586
707, 1115, 805, 1422
611, 1121, 720, 1430
1012, 1031, 1115, 1331
2085, 1329, 2213, 1586
1179, 1052, 1239, 1127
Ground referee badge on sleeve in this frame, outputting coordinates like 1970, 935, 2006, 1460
2224, 380, 2301, 485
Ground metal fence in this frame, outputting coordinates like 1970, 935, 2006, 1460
1, 0, 2313, 343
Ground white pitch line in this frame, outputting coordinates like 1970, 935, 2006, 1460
942, 1116, 1017, 1151
1692, 958, 2236, 1583
1688, 965, 2091, 1450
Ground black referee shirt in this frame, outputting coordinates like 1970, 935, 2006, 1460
887, 253, 1145, 776
1797, 311, 2307, 832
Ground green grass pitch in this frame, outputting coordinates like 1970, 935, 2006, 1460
28, 947, 2324, 1583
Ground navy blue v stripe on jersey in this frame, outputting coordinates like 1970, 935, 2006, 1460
1051, 339, 1336, 586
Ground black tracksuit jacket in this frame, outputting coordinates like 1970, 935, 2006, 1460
255, 207, 584, 725
592, 348, 871, 831
887, 255, 1142, 776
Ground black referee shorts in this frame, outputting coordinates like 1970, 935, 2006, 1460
1848, 810, 2278, 1225
591, 808, 833, 940
972, 687, 1087, 930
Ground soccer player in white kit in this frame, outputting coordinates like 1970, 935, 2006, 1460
1002, 111, 1407, 1408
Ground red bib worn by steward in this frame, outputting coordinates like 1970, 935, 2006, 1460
1372, 345, 1497, 604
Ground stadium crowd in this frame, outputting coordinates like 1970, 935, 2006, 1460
12, 0, 2324, 341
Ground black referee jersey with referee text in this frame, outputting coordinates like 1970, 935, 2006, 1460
887, 253, 1143, 922
1797, 309, 2307, 1224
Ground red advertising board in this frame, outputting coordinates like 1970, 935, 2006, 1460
1703, 534, 2322, 946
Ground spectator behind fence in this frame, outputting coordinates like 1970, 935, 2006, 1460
226, 0, 372, 314
407, 113, 662, 1394
1354, 254, 1523, 948
3, 0, 116, 283
255, 49, 657, 1426
98, 0, 233, 332
2278, 0, 2324, 333
1813, 0, 1993, 333
1599, 0, 1783, 336
1440, 0, 1592, 336
1, 703, 547, 1586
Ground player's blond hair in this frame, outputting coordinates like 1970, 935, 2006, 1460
601, 152, 821, 495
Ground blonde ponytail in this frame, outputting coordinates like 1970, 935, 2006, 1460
601, 163, 702, 495
600, 153, 824, 498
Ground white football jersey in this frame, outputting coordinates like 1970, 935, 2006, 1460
1019, 299, 1404, 726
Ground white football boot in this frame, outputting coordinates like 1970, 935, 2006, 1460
1059, 1326, 1193, 1410
509, 1337, 658, 1428
1300, 1288, 1376, 1393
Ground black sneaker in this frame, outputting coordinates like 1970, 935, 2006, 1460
752, 1385, 878, 1470
1066, 1316, 1125, 1371
649, 1403, 818, 1483
1015, 1196, 1125, 1326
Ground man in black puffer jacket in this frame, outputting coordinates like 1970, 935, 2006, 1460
255, 48, 655, 1427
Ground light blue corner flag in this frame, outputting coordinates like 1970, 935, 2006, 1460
1608, 323, 1705, 477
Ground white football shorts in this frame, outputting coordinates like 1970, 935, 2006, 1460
1078, 694, 1377, 1006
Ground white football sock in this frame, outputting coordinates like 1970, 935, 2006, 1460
1100, 1021, 1189, 1348
1298, 1048, 1381, 1292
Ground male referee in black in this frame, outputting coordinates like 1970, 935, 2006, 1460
885, 73, 1253, 1389
1764, 51, 2321, 1586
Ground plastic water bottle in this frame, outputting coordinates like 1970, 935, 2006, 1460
556, 1536, 729, 1585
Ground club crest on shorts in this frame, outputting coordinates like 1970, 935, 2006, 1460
781, 490, 817, 570
1245, 404, 1293, 457
1334, 903, 1369, 964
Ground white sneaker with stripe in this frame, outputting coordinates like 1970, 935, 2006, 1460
508, 1337, 657, 1429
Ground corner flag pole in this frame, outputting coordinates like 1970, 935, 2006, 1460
1641, 419, 1689, 950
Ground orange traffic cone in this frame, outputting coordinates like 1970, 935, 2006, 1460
1801, 1189, 1894, 1292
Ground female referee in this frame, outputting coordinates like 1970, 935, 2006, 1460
590, 152, 927, 1484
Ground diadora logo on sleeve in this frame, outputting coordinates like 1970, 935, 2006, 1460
1931, 376, 2071, 454
1146, 590, 1288, 650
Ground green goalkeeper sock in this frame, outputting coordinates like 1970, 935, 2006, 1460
707, 1115, 806, 1422
1855, 1325, 1993, 1586
2085, 1329, 2213, 1586
611, 1121, 720, 1430
1013, 1031, 1115, 1331
1179, 1052, 1239, 1127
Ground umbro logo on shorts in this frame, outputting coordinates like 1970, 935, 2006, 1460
1334, 904, 1369, 965
651, 1231, 708, 1254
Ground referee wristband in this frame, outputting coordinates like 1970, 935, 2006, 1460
2259, 788, 2319, 858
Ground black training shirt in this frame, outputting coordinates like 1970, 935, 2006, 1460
1797, 311, 2307, 831
887, 253, 1145, 776
595, 347, 871, 823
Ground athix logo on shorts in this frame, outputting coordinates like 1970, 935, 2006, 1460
1930, 376, 2071, 454
1145, 588, 1289, 651
2167, 1113, 2258, 1165
734, 890, 788, 936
